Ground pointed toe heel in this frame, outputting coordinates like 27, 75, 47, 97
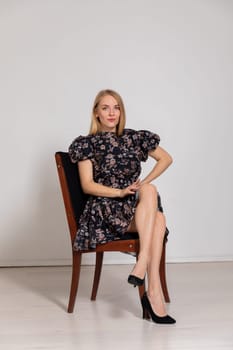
141, 292, 176, 325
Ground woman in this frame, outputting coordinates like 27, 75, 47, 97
69, 89, 176, 324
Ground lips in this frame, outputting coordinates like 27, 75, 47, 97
107, 119, 116, 122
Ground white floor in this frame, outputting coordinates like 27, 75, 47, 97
0, 262, 233, 350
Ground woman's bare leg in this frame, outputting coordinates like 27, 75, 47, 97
127, 187, 168, 316
147, 211, 167, 316
128, 183, 158, 279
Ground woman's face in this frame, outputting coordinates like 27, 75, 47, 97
96, 95, 121, 132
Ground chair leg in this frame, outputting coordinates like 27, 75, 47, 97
67, 252, 82, 313
160, 243, 170, 303
91, 252, 104, 301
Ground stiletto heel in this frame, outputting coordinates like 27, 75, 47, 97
141, 292, 176, 324
142, 305, 150, 320
128, 274, 145, 287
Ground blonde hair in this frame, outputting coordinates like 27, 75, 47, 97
89, 89, 126, 136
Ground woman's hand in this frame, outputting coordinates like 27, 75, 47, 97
119, 179, 141, 198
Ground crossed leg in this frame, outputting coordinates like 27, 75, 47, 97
127, 183, 167, 316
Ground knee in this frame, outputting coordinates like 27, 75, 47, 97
139, 183, 157, 197
138, 183, 158, 206
139, 184, 158, 211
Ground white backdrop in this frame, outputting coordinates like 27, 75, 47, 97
0, 0, 232, 266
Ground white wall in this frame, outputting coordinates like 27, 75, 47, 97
0, 0, 232, 266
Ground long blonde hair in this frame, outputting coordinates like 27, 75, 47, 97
89, 89, 126, 136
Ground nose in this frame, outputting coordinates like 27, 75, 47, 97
109, 109, 115, 115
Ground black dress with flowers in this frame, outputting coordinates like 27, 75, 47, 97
68, 128, 163, 251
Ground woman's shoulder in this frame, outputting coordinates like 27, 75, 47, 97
123, 128, 159, 139
123, 128, 140, 137
68, 134, 96, 162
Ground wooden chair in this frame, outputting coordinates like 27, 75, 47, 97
55, 151, 170, 313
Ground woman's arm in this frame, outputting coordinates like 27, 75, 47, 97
78, 160, 140, 198
141, 146, 173, 185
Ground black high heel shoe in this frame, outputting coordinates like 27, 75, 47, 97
141, 292, 176, 324
128, 274, 145, 287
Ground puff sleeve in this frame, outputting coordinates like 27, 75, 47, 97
68, 136, 94, 163
137, 130, 160, 162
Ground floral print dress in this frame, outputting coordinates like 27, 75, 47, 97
68, 129, 162, 251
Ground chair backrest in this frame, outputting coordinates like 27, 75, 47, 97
55, 151, 139, 246
55, 151, 89, 243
